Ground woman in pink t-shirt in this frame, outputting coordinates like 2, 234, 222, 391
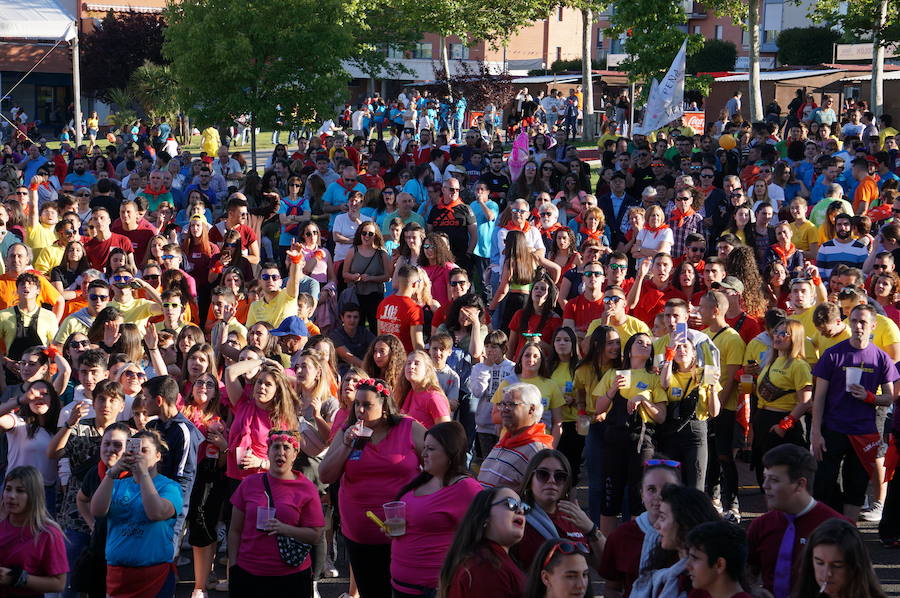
390, 422, 482, 596
320, 378, 425, 598
224, 355, 299, 481
229, 429, 325, 594
0, 465, 68, 595
394, 350, 452, 429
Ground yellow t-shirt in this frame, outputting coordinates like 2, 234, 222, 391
702, 326, 745, 411
872, 314, 900, 354
745, 334, 819, 367
757, 356, 812, 412
246, 290, 298, 328
0, 305, 58, 351
550, 362, 579, 422
33, 244, 64, 276
586, 315, 651, 346
665, 369, 720, 421
25, 224, 56, 262
112, 296, 161, 330
54, 311, 91, 345
573, 362, 610, 415
810, 326, 850, 356
591, 368, 667, 423
789, 307, 819, 341
492, 375, 565, 432
790, 220, 818, 252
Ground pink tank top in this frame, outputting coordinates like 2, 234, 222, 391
338, 417, 420, 544
226, 387, 276, 481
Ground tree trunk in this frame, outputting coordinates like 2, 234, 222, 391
747, 0, 763, 121
581, 8, 595, 141
440, 35, 453, 95
872, 0, 888, 115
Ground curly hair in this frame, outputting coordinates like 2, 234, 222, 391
419, 232, 455, 267
725, 245, 768, 317
361, 334, 406, 390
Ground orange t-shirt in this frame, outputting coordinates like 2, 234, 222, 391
853, 176, 878, 214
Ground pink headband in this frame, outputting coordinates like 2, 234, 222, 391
268, 433, 299, 450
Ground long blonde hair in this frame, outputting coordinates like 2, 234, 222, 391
297, 349, 330, 402
2, 466, 61, 539
255, 366, 300, 430
771, 319, 806, 366
393, 350, 445, 410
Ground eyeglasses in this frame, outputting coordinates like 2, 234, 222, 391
123, 370, 147, 380
195, 380, 217, 388
88, 294, 109, 301
70, 340, 90, 349
491, 497, 531, 514
288, 183, 302, 188
608, 263, 627, 271
542, 541, 590, 569
583, 271, 603, 278
449, 280, 469, 287
533, 468, 569, 485
497, 400, 524, 410
603, 296, 623, 304
873, 264, 890, 271
143, 274, 160, 282
260, 273, 281, 281
161, 302, 181, 309
645, 458, 681, 468
422, 243, 433, 249
161, 254, 175, 261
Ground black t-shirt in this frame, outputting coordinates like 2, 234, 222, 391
631, 166, 655, 195
479, 171, 511, 201
328, 325, 376, 372
89, 194, 120, 216
427, 202, 476, 258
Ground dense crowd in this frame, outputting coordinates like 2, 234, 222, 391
0, 86, 898, 598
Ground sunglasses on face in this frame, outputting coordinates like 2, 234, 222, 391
70, 340, 90, 349
161, 302, 181, 309
608, 263, 627, 271
511, 208, 528, 214
491, 496, 531, 514
534, 468, 569, 485
422, 243, 433, 249
361, 230, 375, 237
583, 271, 603, 278
873, 264, 890, 271
143, 274, 160, 282
289, 183, 302, 188
645, 458, 681, 468
88, 294, 109, 301
123, 370, 147, 380
161, 254, 175, 261
304, 231, 319, 237
260, 273, 281, 281
449, 279, 468, 287
603, 296, 623, 304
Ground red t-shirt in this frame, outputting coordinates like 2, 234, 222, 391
376, 295, 424, 353
726, 313, 764, 345
84, 232, 134, 269
597, 518, 643, 596
509, 309, 563, 358
209, 222, 258, 249
631, 283, 686, 327
447, 542, 524, 598
111, 222, 156, 261
563, 295, 605, 334
747, 502, 848, 595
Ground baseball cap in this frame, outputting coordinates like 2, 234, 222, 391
269, 316, 309, 338
713, 276, 744, 294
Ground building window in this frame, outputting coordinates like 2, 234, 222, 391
411, 42, 432, 59
693, 25, 701, 34
714, 25, 723, 40
449, 43, 469, 60
741, 28, 750, 46
556, 46, 562, 61
386, 45, 404, 59
558, 6, 564, 20
764, 29, 779, 43
596, 32, 603, 50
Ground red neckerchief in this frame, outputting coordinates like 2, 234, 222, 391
669, 207, 696, 227
438, 198, 463, 211
580, 226, 602, 241
644, 222, 669, 233
541, 222, 563, 239
98, 461, 130, 480
505, 219, 531, 233
497, 422, 553, 449
770, 243, 796, 266
141, 186, 170, 197
338, 178, 358, 192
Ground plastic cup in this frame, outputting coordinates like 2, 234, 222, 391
383, 501, 406, 537
739, 374, 754, 395
616, 370, 631, 387
845, 367, 863, 391
235, 446, 247, 468
256, 506, 276, 530
576, 414, 591, 436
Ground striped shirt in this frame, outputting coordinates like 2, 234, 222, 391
816, 238, 869, 280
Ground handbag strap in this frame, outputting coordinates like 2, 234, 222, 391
261, 473, 275, 509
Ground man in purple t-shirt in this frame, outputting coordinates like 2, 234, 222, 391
811, 303, 900, 521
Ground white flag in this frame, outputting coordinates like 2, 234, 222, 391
635, 39, 687, 135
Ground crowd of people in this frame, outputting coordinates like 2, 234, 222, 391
0, 85, 897, 598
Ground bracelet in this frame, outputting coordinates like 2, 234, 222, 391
864, 390, 877, 405
289, 254, 302, 264
778, 415, 796, 431
587, 524, 600, 539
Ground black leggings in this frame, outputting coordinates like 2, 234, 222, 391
558, 421, 586, 486
357, 291, 382, 335
659, 420, 708, 491
751, 409, 806, 475
601, 426, 654, 517
345, 538, 391, 598
711, 409, 739, 511
229, 564, 312, 596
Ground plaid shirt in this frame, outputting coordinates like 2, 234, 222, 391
668, 212, 704, 258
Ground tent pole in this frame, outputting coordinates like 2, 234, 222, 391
71, 22, 83, 146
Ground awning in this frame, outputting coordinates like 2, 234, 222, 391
0, 0, 76, 41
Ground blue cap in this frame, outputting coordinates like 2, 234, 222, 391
269, 316, 309, 338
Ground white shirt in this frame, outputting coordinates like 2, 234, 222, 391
332, 213, 372, 263
213, 157, 242, 178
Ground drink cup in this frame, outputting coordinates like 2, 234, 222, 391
383, 501, 406, 537
256, 506, 276, 530
616, 370, 631, 388
576, 413, 591, 436
739, 374, 754, 395
845, 367, 863, 391
235, 446, 247, 468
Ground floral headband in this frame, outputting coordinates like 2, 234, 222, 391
357, 378, 391, 398
267, 433, 299, 450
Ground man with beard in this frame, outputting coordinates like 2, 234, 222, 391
816, 213, 869, 279
64, 156, 97, 189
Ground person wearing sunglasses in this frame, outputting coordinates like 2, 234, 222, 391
439, 487, 529, 598
585, 286, 650, 354
53, 279, 112, 347
106, 265, 163, 331
246, 241, 305, 329
513, 450, 603, 573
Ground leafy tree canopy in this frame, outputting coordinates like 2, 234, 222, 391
686, 39, 737, 73
776, 27, 841, 65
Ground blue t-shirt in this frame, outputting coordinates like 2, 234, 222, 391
322, 181, 366, 227
64, 171, 97, 189
471, 199, 499, 258
278, 196, 311, 246
795, 161, 815, 190
106, 474, 184, 566
22, 158, 49, 185
812, 339, 900, 435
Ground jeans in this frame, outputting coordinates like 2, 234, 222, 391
63, 528, 91, 598
271, 130, 281, 144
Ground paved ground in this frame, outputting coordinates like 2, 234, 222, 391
173, 459, 900, 596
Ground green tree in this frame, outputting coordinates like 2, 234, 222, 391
776, 27, 841, 65
686, 39, 738, 73
129, 61, 181, 121
163, 0, 356, 167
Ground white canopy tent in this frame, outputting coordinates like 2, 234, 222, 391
0, 0, 82, 143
